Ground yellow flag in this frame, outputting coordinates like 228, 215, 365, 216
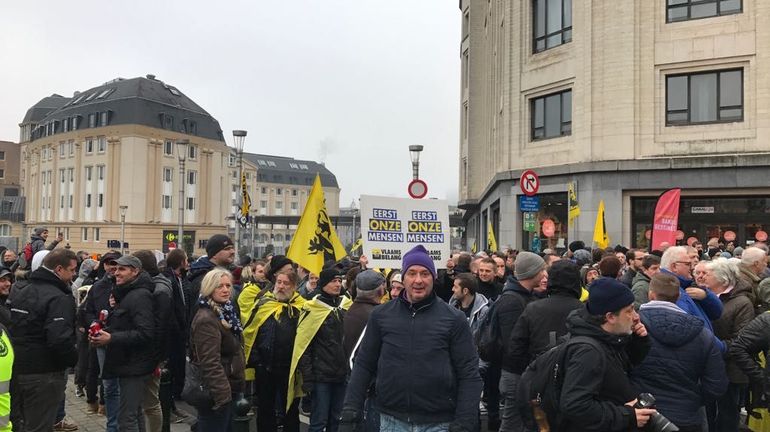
487, 221, 498, 252
286, 174, 347, 275
568, 181, 580, 222
471, 241, 477, 254
349, 237, 363, 254
593, 200, 609, 249
239, 170, 251, 227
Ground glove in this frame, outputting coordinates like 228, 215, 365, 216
338, 408, 362, 432
448, 422, 470, 432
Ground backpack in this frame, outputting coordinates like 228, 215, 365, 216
516, 335, 604, 430
17, 243, 33, 270
475, 291, 521, 363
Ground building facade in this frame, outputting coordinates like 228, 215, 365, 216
0, 141, 24, 249
459, 0, 770, 252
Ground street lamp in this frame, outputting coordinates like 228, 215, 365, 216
176, 139, 189, 253
119, 205, 128, 255
232, 130, 247, 260
409, 145, 424, 180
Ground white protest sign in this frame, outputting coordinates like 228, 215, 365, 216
359, 195, 450, 270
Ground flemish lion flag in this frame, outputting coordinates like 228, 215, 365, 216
349, 237, 363, 254
593, 200, 609, 249
568, 181, 580, 222
487, 221, 498, 252
238, 171, 251, 227
287, 174, 347, 275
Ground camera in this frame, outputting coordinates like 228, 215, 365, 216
634, 393, 679, 432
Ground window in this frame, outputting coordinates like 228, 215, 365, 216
60, 196, 65, 209
68, 140, 74, 156
94, 228, 101, 241
0, 151, 5, 161
97, 136, 106, 153
0, 224, 11, 236
163, 168, 173, 182
289, 163, 299, 169
72, 116, 79, 130
59, 143, 66, 158
85, 138, 94, 154
187, 197, 195, 210
164, 140, 173, 156
100, 111, 109, 127
62, 118, 69, 133
533, 0, 572, 53
299, 164, 308, 170
260, 200, 267, 209
96, 88, 113, 99
667, 0, 742, 23
666, 69, 743, 125
261, 187, 267, 194
82, 228, 89, 241
258, 160, 267, 166
276, 188, 282, 196
291, 202, 298, 210
275, 201, 283, 210
69, 168, 74, 182
188, 171, 197, 185
228, 153, 236, 166
267, 161, 276, 167
0, 170, 4, 179
162, 195, 172, 209
85, 166, 93, 181
292, 189, 298, 196
98, 194, 104, 208
188, 145, 197, 160
86, 194, 92, 208
163, 114, 174, 130
60, 169, 65, 183
531, 89, 572, 140
69, 195, 73, 209
88, 113, 97, 128
189, 121, 197, 135
97, 165, 105, 180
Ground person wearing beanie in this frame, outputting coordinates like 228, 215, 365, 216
291, 266, 349, 432
187, 234, 235, 321
494, 251, 547, 430
567, 240, 586, 258
266, 255, 294, 284
557, 277, 654, 431
340, 245, 482, 432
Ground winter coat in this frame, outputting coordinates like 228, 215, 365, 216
162, 268, 189, 339
343, 296, 380, 361
661, 269, 725, 352
630, 271, 650, 310
191, 306, 245, 409
558, 308, 650, 432
476, 278, 502, 302
102, 272, 157, 379
187, 256, 216, 320
298, 294, 348, 384
449, 293, 489, 336
502, 265, 583, 374
712, 282, 756, 384
342, 290, 482, 431
29, 234, 60, 256
630, 301, 728, 427
249, 298, 300, 372
7, 267, 78, 374
150, 273, 173, 364
495, 276, 536, 371
619, 268, 636, 289
84, 275, 115, 326
730, 313, 770, 391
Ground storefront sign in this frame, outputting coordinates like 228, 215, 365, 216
162, 230, 195, 253
519, 196, 540, 212
691, 206, 715, 214
542, 219, 556, 238
757, 231, 768, 242
724, 230, 736, 242
523, 212, 538, 233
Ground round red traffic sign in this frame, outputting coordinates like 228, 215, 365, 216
407, 179, 428, 199
519, 170, 540, 197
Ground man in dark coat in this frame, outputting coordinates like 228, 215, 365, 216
619, 249, 645, 288
8, 249, 78, 432
630, 273, 727, 432
340, 245, 482, 432
476, 257, 502, 301
89, 255, 156, 432
161, 248, 189, 403
187, 234, 235, 320
558, 278, 656, 431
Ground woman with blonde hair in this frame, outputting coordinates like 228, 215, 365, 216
190, 268, 245, 431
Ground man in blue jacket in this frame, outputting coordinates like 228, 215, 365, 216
659, 246, 725, 352
630, 273, 727, 432
339, 245, 483, 432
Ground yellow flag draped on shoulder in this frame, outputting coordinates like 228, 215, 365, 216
593, 200, 609, 249
287, 175, 347, 275
487, 221, 498, 252
286, 295, 351, 411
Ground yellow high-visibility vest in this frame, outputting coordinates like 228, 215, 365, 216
0, 327, 13, 432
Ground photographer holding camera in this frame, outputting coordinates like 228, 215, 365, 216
559, 278, 657, 431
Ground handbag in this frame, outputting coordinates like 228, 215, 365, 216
181, 345, 214, 409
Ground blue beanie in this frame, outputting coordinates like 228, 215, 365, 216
587, 277, 635, 315
402, 245, 436, 279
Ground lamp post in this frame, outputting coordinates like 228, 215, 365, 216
176, 139, 189, 253
119, 205, 128, 255
409, 145, 424, 180
232, 130, 247, 260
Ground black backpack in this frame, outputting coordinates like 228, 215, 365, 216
516, 335, 604, 430
475, 291, 522, 363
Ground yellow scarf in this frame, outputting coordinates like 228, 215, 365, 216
286, 294, 351, 411
241, 290, 305, 380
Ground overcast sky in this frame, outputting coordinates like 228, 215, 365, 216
0, 1, 461, 206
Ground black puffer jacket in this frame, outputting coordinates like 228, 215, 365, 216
730, 313, 770, 393
505, 261, 583, 373
84, 275, 115, 326
102, 272, 157, 379
558, 308, 650, 432
342, 290, 483, 431
298, 293, 348, 383
495, 276, 536, 370
8, 267, 78, 374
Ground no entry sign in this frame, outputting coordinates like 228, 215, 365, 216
520, 170, 540, 197
407, 179, 428, 199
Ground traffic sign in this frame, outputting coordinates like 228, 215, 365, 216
407, 179, 428, 199
519, 196, 540, 212
520, 170, 540, 197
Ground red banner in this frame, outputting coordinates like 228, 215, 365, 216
651, 188, 681, 250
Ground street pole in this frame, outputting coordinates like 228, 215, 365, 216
119, 205, 127, 255
176, 139, 189, 253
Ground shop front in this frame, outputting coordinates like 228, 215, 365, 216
520, 192, 569, 254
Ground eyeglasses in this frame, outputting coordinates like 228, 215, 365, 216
675, 261, 694, 267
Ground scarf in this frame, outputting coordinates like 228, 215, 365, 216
198, 295, 243, 336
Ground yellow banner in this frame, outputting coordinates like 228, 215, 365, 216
593, 200, 609, 249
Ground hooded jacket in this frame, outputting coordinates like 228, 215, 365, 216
558, 308, 649, 432
630, 301, 728, 427
494, 276, 536, 370
505, 261, 583, 374
8, 267, 78, 374
712, 280, 756, 384
449, 292, 490, 335
102, 271, 157, 378
29, 234, 61, 257
187, 256, 217, 322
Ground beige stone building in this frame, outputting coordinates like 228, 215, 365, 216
459, 0, 770, 251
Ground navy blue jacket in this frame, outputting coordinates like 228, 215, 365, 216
342, 290, 482, 430
630, 301, 727, 427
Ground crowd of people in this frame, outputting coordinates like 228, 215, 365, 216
3, 226, 770, 432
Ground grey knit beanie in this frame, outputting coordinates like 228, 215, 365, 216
514, 252, 546, 280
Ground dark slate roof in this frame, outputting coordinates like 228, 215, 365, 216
21, 94, 70, 124
242, 152, 339, 188
24, 75, 225, 142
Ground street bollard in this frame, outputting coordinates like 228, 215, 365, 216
231, 396, 253, 432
